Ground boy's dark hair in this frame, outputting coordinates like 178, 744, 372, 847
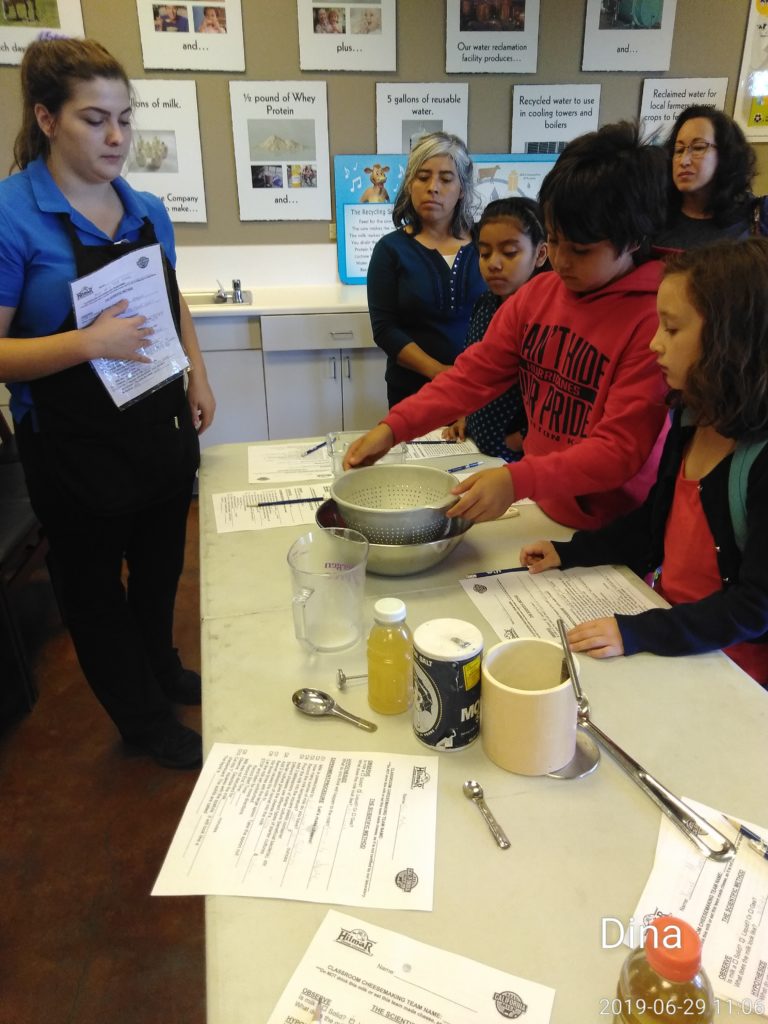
478, 196, 545, 248
538, 120, 667, 259
665, 106, 756, 226
664, 238, 768, 437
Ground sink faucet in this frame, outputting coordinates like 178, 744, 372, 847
214, 279, 227, 304
232, 278, 244, 304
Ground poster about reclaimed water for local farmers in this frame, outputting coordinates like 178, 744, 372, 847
582, 0, 677, 72
229, 81, 330, 221
376, 83, 468, 154
124, 80, 207, 224
296, 0, 396, 71
445, 0, 540, 75
639, 79, 727, 142
0, 0, 84, 66
334, 153, 407, 284
136, 0, 244, 72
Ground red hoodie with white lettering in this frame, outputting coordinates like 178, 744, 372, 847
383, 262, 669, 530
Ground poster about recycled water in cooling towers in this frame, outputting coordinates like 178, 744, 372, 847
229, 81, 330, 221
125, 80, 207, 223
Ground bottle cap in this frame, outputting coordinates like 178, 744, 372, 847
373, 597, 406, 624
645, 916, 702, 982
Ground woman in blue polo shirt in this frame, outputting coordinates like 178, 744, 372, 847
0, 36, 215, 769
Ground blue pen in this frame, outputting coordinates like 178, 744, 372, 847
301, 440, 328, 457
447, 460, 482, 473
466, 567, 528, 579
722, 814, 768, 859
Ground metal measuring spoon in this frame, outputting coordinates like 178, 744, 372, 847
547, 619, 601, 780
462, 780, 511, 849
292, 688, 377, 732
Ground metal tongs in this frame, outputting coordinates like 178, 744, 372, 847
557, 620, 735, 862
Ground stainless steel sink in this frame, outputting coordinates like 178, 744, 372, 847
183, 290, 253, 306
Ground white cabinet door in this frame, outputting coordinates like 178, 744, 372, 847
263, 350, 343, 440
340, 347, 388, 430
199, 349, 269, 449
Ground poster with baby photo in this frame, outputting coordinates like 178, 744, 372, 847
0, 0, 84, 66
136, 0, 244, 71
376, 83, 469, 153
124, 80, 207, 223
229, 81, 330, 221
297, 0, 396, 71
582, 0, 677, 72
445, 0, 540, 75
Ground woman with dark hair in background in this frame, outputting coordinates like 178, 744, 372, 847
654, 105, 766, 252
366, 131, 485, 407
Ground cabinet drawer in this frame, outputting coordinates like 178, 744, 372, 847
260, 312, 373, 352
194, 317, 262, 353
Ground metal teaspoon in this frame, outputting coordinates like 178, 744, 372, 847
462, 779, 511, 849
292, 688, 377, 732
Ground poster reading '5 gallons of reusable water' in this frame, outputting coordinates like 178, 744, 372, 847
229, 81, 331, 221
0, 0, 83, 66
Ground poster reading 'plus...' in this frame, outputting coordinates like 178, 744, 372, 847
229, 81, 331, 221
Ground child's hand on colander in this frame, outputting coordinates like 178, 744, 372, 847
343, 424, 395, 469
447, 467, 515, 522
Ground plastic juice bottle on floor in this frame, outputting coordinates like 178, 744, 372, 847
367, 598, 413, 715
615, 915, 714, 1023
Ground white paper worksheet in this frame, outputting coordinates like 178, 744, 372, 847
212, 485, 330, 533
70, 243, 189, 408
153, 744, 438, 911
267, 909, 555, 1024
461, 564, 662, 641
629, 798, 768, 1013
248, 442, 334, 482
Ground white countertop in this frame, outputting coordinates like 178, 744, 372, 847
183, 283, 368, 317
198, 441, 768, 1024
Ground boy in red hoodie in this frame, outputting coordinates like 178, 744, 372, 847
346, 122, 670, 531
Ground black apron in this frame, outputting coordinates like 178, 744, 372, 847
17, 216, 200, 518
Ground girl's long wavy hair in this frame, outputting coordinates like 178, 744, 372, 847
665, 238, 768, 438
13, 36, 129, 171
392, 132, 478, 239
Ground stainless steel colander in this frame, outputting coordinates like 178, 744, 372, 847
330, 464, 459, 544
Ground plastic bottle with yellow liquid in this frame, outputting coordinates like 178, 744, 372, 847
614, 915, 714, 1023
367, 598, 413, 715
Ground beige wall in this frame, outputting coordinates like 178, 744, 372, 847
1, 0, 765, 248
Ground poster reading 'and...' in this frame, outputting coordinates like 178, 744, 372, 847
124, 80, 206, 223
376, 83, 469, 154
582, 0, 677, 72
445, 0, 540, 74
639, 78, 727, 141
0, 0, 83, 65
136, 0, 245, 71
297, 0, 396, 71
229, 82, 330, 221
734, 0, 768, 143
511, 84, 601, 155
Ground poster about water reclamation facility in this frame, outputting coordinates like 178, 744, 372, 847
230, 81, 330, 221
445, 0, 540, 75
0, 0, 84, 66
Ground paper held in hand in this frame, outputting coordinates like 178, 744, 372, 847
70, 242, 189, 409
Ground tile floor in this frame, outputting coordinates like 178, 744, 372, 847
0, 500, 205, 1024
